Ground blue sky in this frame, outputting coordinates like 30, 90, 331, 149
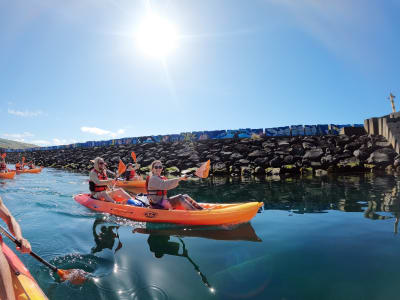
1, 0, 399, 146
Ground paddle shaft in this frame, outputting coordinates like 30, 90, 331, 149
0, 225, 58, 272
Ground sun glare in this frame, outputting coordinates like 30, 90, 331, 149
136, 15, 179, 58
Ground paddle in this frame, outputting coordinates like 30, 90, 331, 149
111, 159, 127, 190
0, 225, 88, 285
194, 160, 211, 179
1, 153, 6, 159
131, 152, 137, 163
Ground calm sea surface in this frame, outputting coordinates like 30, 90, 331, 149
1, 167, 400, 300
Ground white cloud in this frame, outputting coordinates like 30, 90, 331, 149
81, 126, 125, 138
8, 109, 43, 117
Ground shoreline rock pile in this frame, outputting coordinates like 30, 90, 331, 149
4, 134, 400, 178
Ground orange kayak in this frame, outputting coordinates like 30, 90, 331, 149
15, 167, 43, 174
1, 237, 48, 299
74, 193, 263, 226
115, 180, 146, 189
0, 172, 16, 179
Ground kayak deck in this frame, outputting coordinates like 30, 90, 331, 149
74, 193, 263, 226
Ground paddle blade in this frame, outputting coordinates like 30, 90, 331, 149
131, 152, 137, 162
57, 269, 88, 285
118, 159, 126, 175
195, 160, 210, 178
1, 153, 6, 159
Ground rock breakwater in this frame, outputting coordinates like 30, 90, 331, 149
4, 134, 400, 178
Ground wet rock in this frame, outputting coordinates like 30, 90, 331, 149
213, 162, 228, 175
270, 156, 282, 168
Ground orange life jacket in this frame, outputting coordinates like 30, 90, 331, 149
146, 175, 167, 197
89, 169, 108, 192
15, 163, 23, 170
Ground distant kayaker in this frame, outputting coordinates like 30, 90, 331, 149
146, 160, 203, 210
15, 162, 23, 171
0, 156, 7, 173
0, 196, 31, 299
89, 157, 132, 203
27, 161, 35, 169
124, 163, 142, 181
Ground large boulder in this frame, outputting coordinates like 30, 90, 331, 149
303, 148, 324, 161
367, 148, 396, 166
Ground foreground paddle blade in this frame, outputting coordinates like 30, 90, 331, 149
57, 269, 88, 285
195, 160, 210, 178
131, 151, 137, 162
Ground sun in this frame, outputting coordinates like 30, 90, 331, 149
136, 15, 179, 58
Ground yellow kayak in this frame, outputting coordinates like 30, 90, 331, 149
1, 237, 48, 300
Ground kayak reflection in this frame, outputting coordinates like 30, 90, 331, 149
133, 222, 262, 242
91, 218, 123, 254
146, 234, 213, 290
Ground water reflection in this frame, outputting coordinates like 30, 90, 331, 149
91, 218, 123, 254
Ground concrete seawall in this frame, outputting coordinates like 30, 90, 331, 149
364, 112, 400, 154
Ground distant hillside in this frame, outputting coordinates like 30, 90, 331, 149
0, 138, 38, 150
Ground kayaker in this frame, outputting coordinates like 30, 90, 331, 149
0, 196, 31, 300
27, 161, 35, 169
89, 157, 132, 203
124, 163, 142, 181
0, 156, 7, 173
15, 162, 23, 171
146, 160, 203, 210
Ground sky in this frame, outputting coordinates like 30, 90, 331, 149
1, 0, 400, 146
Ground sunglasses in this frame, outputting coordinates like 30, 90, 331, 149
98, 162, 105, 165
153, 165, 163, 169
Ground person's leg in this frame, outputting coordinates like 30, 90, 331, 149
95, 191, 114, 202
168, 195, 197, 210
0, 246, 16, 300
182, 194, 203, 210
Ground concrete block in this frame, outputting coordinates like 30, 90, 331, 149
364, 119, 369, 133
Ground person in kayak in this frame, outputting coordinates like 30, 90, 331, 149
124, 163, 142, 181
0, 156, 7, 173
27, 161, 35, 169
89, 157, 132, 203
0, 196, 31, 300
146, 160, 203, 210
15, 161, 23, 171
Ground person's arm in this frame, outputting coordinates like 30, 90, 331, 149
148, 176, 182, 191
0, 197, 31, 253
89, 171, 113, 186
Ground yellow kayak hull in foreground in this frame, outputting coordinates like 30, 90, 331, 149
1, 238, 48, 300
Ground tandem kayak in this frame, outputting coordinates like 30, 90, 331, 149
15, 167, 43, 174
0, 172, 16, 179
74, 193, 263, 226
1, 237, 48, 300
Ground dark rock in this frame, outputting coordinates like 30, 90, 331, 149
247, 150, 266, 159
270, 156, 282, 168
213, 162, 228, 175
303, 148, 324, 161
367, 148, 396, 166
